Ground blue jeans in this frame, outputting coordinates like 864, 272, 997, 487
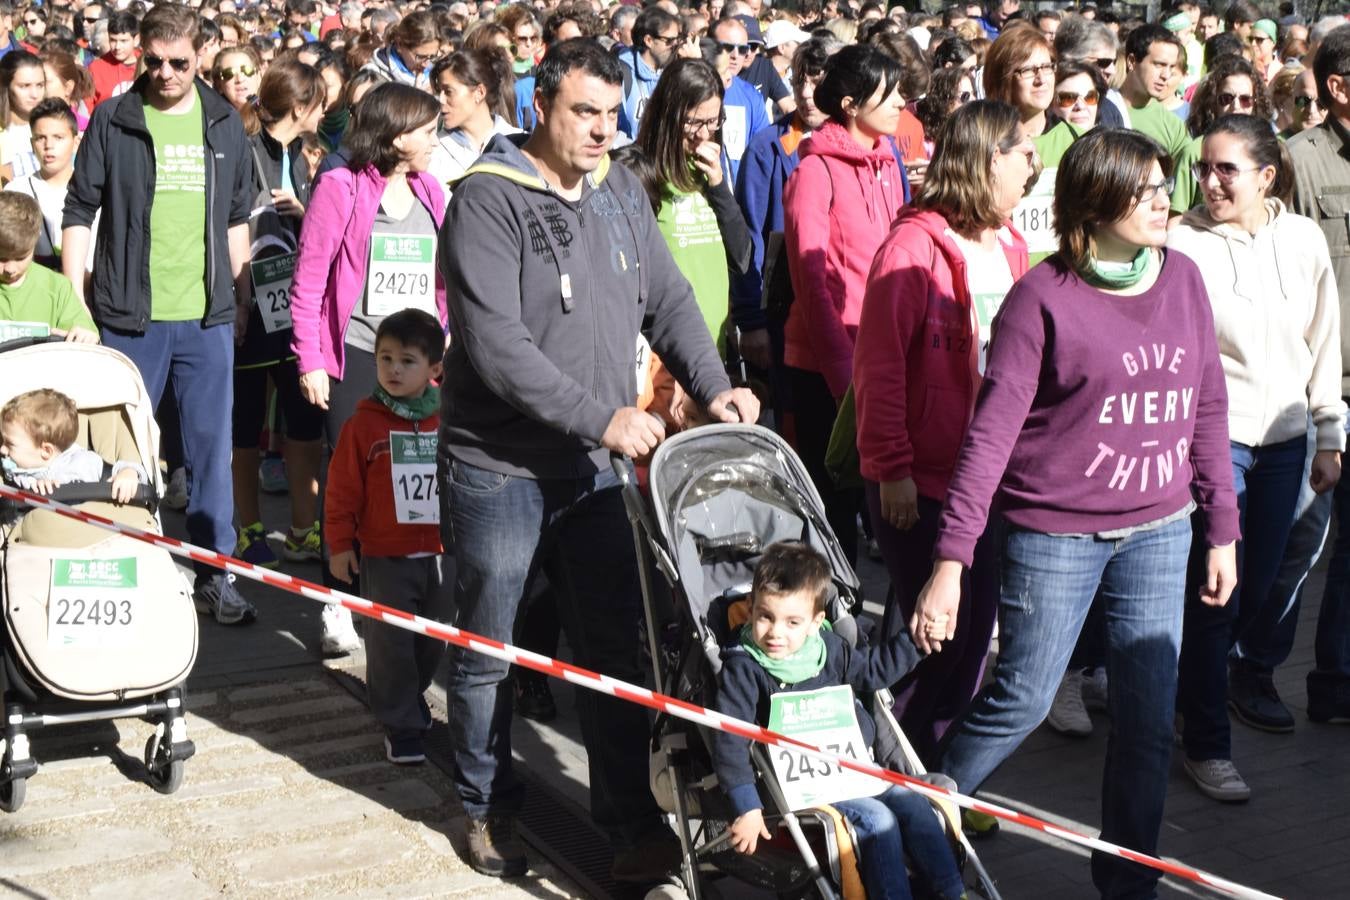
836, 785, 965, 900
102, 322, 235, 579
441, 457, 664, 848
1179, 437, 1304, 759
939, 517, 1190, 900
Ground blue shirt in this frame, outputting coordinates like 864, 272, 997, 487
721, 77, 771, 185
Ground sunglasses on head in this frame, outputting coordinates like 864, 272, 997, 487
719, 41, 751, 55
1218, 91, 1255, 109
217, 64, 257, 79
145, 54, 193, 73
1055, 89, 1099, 107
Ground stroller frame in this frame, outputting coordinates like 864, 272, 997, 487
614, 424, 999, 900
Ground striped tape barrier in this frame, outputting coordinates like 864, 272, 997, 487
0, 483, 1280, 900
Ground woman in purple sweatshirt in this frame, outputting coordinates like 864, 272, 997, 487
911, 129, 1240, 899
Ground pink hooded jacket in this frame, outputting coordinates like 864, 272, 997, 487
290, 164, 447, 380
782, 120, 907, 398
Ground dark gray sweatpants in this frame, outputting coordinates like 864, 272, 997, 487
363, 554, 456, 734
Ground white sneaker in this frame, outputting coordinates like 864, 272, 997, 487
162, 467, 188, 510
1081, 666, 1109, 712
320, 604, 361, 655
1183, 757, 1251, 802
1046, 670, 1093, 736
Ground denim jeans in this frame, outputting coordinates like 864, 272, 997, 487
835, 785, 965, 900
102, 322, 235, 579
939, 517, 1190, 900
1179, 437, 1305, 759
440, 457, 664, 848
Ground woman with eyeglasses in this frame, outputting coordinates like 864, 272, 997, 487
211, 45, 263, 112
428, 48, 521, 189
913, 66, 976, 157
20, 6, 46, 44
854, 100, 1032, 765
1168, 115, 1343, 803
983, 23, 1077, 264
496, 4, 542, 77
782, 43, 906, 565
1051, 58, 1107, 132
913, 129, 1238, 896
363, 9, 441, 91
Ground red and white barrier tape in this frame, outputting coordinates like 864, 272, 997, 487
0, 484, 1280, 900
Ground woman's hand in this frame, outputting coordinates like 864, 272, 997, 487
729, 809, 772, 855
1310, 449, 1341, 494
909, 560, 963, 654
299, 369, 330, 410
692, 140, 723, 188
271, 188, 305, 217
1199, 542, 1237, 608
879, 478, 918, 531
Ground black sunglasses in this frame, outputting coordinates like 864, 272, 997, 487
144, 54, 193, 73
719, 41, 751, 55
1294, 95, 1322, 111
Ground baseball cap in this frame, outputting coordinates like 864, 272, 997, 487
734, 14, 765, 46
764, 19, 811, 49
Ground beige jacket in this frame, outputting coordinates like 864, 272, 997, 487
1168, 199, 1346, 451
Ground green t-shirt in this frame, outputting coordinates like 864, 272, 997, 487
1123, 98, 1198, 215
0, 263, 96, 333
1171, 135, 1203, 215
1015, 120, 1081, 264
143, 90, 208, 322
656, 185, 730, 346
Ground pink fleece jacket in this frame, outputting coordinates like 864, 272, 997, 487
290, 165, 447, 380
782, 120, 907, 397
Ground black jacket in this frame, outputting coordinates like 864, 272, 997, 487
62, 76, 254, 333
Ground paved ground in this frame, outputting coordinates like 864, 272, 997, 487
4, 495, 1348, 899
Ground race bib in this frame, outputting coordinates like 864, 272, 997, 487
48, 557, 138, 649
250, 253, 296, 333
0, 321, 51, 342
390, 430, 439, 525
367, 233, 436, 317
1011, 167, 1057, 255
767, 685, 886, 810
971, 291, 1006, 375
723, 105, 748, 162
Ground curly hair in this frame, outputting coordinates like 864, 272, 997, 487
1185, 55, 1271, 138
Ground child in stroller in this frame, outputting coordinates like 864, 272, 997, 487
711, 541, 967, 900
2, 388, 148, 501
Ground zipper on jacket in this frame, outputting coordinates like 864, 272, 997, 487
204, 101, 218, 327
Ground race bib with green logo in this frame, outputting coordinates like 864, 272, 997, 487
766, 685, 886, 810
48, 557, 138, 649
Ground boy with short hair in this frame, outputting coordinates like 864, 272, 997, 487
1, 387, 145, 500
5, 100, 90, 273
712, 541, 966, 900
325, 308, 453, 765
0, 192, 96, 342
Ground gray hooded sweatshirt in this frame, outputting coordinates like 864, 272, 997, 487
438, 134, 732, 479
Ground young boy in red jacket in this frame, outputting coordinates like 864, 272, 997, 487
326, 309, 451, 765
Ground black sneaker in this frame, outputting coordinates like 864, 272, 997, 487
384, 731, 426, 765
1228, 661, 1294, 733
193, 573, 258, 626
611, 827, 683, 883
514, 672, 557, 722
1307, 673, 1350, 724
465, 814, 528, 877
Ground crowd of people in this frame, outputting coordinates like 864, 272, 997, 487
2, 0, 1350, 894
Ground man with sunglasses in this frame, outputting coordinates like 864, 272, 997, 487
89, 11, 140, 108
62, 3, 258, 627
712, 15, 770, 181
616, 5, 681, 138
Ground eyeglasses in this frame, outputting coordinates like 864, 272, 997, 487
1135, 176, 1176, 204
1055, 89, 1099, 107
82, 15, 102, 24
216, 64, 257, 80
651, 31, 683, 46
1294, 95, 1323, 111
684, 112, 725, 134
1191, 161, 1261, 183
407, 49, 439, 64
957, 90, 973, 102
24, 17, 42, 26
719, 41, 752, 56
145, 54, 193, 73
1218, 91, 1255, 110
1090, 56, 1116, 70
513, 32, 540, 45
1012, 61, 1055, 81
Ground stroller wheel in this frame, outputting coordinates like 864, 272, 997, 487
0, 776, 26, 813
144, 736, 185, 795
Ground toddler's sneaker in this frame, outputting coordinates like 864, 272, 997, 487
259, 455, 288, 494
282, 522, 322, 562
235, 522, 279, 569
320, 604, 361, 655
194, 573, 258, 626
162, 467, 188, 510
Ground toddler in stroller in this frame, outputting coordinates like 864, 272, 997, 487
2, 388, 148, 501
712, 541, 967, 900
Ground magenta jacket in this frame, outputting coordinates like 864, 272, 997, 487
289, 164, 447, 380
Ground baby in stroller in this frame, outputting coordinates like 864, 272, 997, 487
711, 541, 967, 900
2, 388, 147, 502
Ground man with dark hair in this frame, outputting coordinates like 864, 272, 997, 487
284, 0, 319, 41
62, 2, 257, 626
617, 5, 681, 137
77, 3, 109, 48
439, 36, 758, 882
1119, 23, 1196, 218
1266, 24, 1350, 729
1225, 0, 1260, 40
89, 11, 140, 108
976, 0, 1020, 39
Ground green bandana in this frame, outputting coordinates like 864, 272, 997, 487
1083, 247, 1155, 290
739, 622, 829, 684
373, 384, 440, 421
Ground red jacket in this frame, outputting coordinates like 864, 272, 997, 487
325, 398, 443, 558
783, 120, 906, 398
853, 207, 1028, 500
89, 53, 137, 109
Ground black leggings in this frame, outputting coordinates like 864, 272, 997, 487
786, 366, 860, 565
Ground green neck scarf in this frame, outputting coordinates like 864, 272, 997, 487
739, 622, 829, 684
373, 384, 440, 421
1083, 246, 1154, 289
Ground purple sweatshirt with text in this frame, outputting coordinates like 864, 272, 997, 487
933, 252, 1240, 567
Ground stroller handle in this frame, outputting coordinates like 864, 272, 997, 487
39, 482, 158, 512
0, 334, 67, 354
